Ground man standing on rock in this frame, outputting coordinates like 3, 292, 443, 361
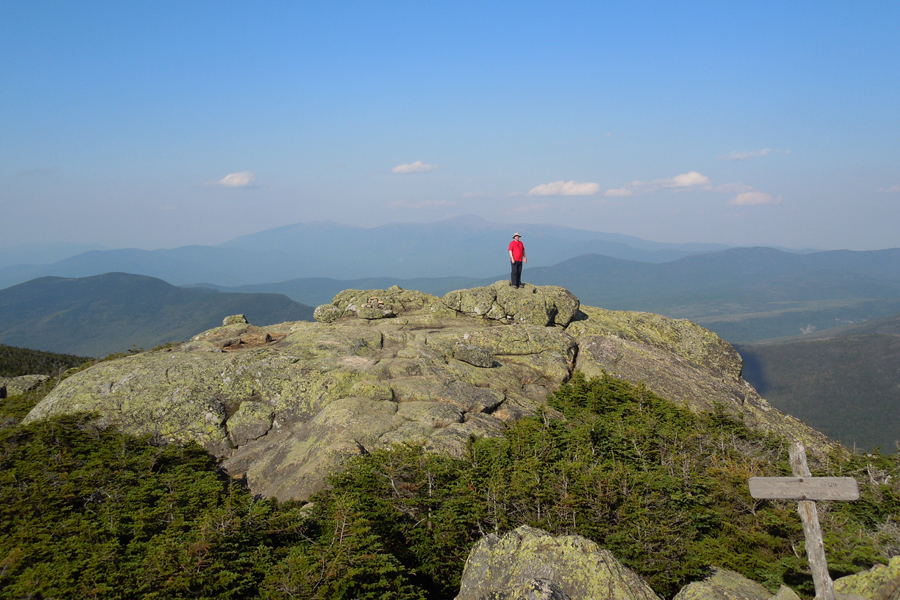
509, 232, 526, 288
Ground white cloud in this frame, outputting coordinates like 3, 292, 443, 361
606, 170, 778, 207
877, 185, 900, 193
729, 191, 776, 206
669, 171, 711, 188
528, 180, 601, 196
628, 171, 712, 193
206, 171, 257, 188
463, 191, 496, 198
392, 161, 438, 174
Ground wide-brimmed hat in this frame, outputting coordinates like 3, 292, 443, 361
512, 232, 522, 238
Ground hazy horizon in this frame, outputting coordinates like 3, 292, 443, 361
3, 3, 898, 251
0, 213, 829, 255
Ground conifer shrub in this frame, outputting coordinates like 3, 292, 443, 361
0, 371, 897, 599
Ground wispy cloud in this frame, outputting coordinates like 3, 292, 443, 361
877, 185, 900, 193
389, 199, 454, 209
205, 171, 257, 188
729, 191, 777, 206
718, 148, 790, 161
629, 171, 712, 193
714, 183, 754, 194
528, 180, 601, 196
604, 170, 779, 207
463, 191, 497, 198
392, 161, 438, 174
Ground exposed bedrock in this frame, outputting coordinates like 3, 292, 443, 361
24, 284, 834, 501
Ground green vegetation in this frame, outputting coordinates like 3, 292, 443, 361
0, 343, 92, 378
1, 372, 898, 599
737, 315, 900, 452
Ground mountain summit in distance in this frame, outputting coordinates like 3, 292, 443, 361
0, 216, 729, 289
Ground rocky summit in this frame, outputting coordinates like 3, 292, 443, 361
24, 283, 833, 501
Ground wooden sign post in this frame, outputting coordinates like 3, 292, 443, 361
749, 442, 860, 600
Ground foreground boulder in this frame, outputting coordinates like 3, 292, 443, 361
672, 568, 773, 600
454, 525, 660, 600
23, 285, 834, 500
834, 555, 900, 599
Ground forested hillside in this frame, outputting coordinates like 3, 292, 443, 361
738, 311, 900, 452
0, 273, 314, 356
2, 371, 897, 599
0, 344, 92, 378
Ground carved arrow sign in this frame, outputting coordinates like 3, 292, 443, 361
748, 476, 859, 501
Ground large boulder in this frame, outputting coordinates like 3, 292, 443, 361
314, 286, 446, 322
23, 285, 835, 500
834, 555, 900, 600
672, 568, 772, 600
454, 525, 660, 600
442, 281, 580, 327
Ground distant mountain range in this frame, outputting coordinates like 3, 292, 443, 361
0, 215, 727, 289
208, 246, 900, 343
0, 273, 314, 357
4, 255, 899, 452
737, 311, 900, 452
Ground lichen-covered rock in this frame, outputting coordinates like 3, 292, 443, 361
23, 285, 836, 500
313, 303, 342, 323
443, 282, 580, 327
770, 585, 802, 600
510, 578, 572, 599
567, 306, 836, 457
454, 525, 660, 600
454, 343, 494, 368
226, 400, 274, 446
834, 555, 900, 600
672, 567, 771, 600
1, 374, 49, 398
222, 314, 249, 326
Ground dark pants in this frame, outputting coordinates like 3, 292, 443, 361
510, 261, 523, 287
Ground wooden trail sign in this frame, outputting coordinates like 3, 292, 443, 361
748, 442, 859, 600
748, 477, 859, 501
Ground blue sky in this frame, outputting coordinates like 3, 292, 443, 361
2, 1, 898, 250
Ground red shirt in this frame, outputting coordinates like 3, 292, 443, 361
508, 240, 525, 261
